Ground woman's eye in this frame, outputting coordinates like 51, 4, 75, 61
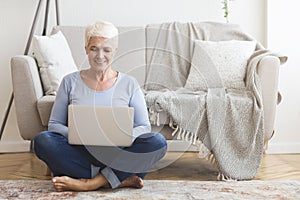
104, 49, 112, 53
90, 47, 97, 51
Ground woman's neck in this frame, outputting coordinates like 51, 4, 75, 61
86, 68, 116, 82
80, 67, 118, 91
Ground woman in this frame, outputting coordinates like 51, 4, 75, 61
34, 21, 167, 192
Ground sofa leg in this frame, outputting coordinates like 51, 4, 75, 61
30, 140, 34, 153
263, 130, 275, 153
263, 140, 269, 153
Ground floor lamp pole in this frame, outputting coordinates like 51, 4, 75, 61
0, 0, 60, 140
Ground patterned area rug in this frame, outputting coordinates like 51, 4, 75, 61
0, 180, 299, 199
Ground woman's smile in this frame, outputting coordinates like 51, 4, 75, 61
94, 59, 106, 65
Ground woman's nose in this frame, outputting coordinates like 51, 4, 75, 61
96, 50, 104, 58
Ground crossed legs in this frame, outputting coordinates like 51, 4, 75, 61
34, 131, 167, 191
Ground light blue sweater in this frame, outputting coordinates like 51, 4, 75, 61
48, 71, 151, 138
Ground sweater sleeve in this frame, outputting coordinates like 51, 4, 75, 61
48, 78, 69, 136
129, 80, 151, 139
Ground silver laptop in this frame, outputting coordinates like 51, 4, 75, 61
68, 105, 134, 146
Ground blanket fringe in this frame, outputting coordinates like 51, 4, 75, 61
169, 117, 176, 129
169, 120, 195, 143
217, 172, 237, 181
167, 117, 215, 166
192, 133, 197, 145
177, 127, 183, 140
171, 125, 179, 136
156, 112, 160, 126
148, 108, 161, 126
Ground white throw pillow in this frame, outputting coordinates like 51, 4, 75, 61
32, 31, 78, 95
185, 40, 256, 91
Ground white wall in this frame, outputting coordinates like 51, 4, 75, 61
0, 0, 268, 152
266, 0, 300, 154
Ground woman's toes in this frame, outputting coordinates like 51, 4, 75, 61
120, 176, 144, 189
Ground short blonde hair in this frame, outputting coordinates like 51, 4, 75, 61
85, 21, 119, 47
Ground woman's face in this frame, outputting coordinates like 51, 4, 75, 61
85, 36, 117, 72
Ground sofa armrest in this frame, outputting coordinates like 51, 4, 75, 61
257, 55, 280, 142
11, 55, 46, 140
37, 95, 55, 126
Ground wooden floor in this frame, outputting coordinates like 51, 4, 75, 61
0, 152, 300, 180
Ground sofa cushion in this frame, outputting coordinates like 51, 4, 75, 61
112, 27, 146, 86
37, 96, 56, 126
36, 95, 170, 127
185, 40, 256, 90
32, 31, 78, 95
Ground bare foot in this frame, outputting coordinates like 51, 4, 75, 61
52, 174, 109, 192
52, 176, 89, 192
119, 176, 144, 189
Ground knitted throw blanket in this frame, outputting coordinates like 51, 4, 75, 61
144, 22, 287, 180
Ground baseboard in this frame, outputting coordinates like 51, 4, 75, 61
266, 142, 300, 154
167, 140, 198, 152
0, 140, 31, 153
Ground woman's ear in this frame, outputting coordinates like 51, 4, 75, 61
85, 46, 88, 54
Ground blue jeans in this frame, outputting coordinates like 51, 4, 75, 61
34, 131, 167, 189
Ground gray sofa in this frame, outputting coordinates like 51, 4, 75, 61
11, 22, 280, 151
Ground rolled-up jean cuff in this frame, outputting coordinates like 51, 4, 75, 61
101, 167, 121, 189
91, 164, 100, 178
